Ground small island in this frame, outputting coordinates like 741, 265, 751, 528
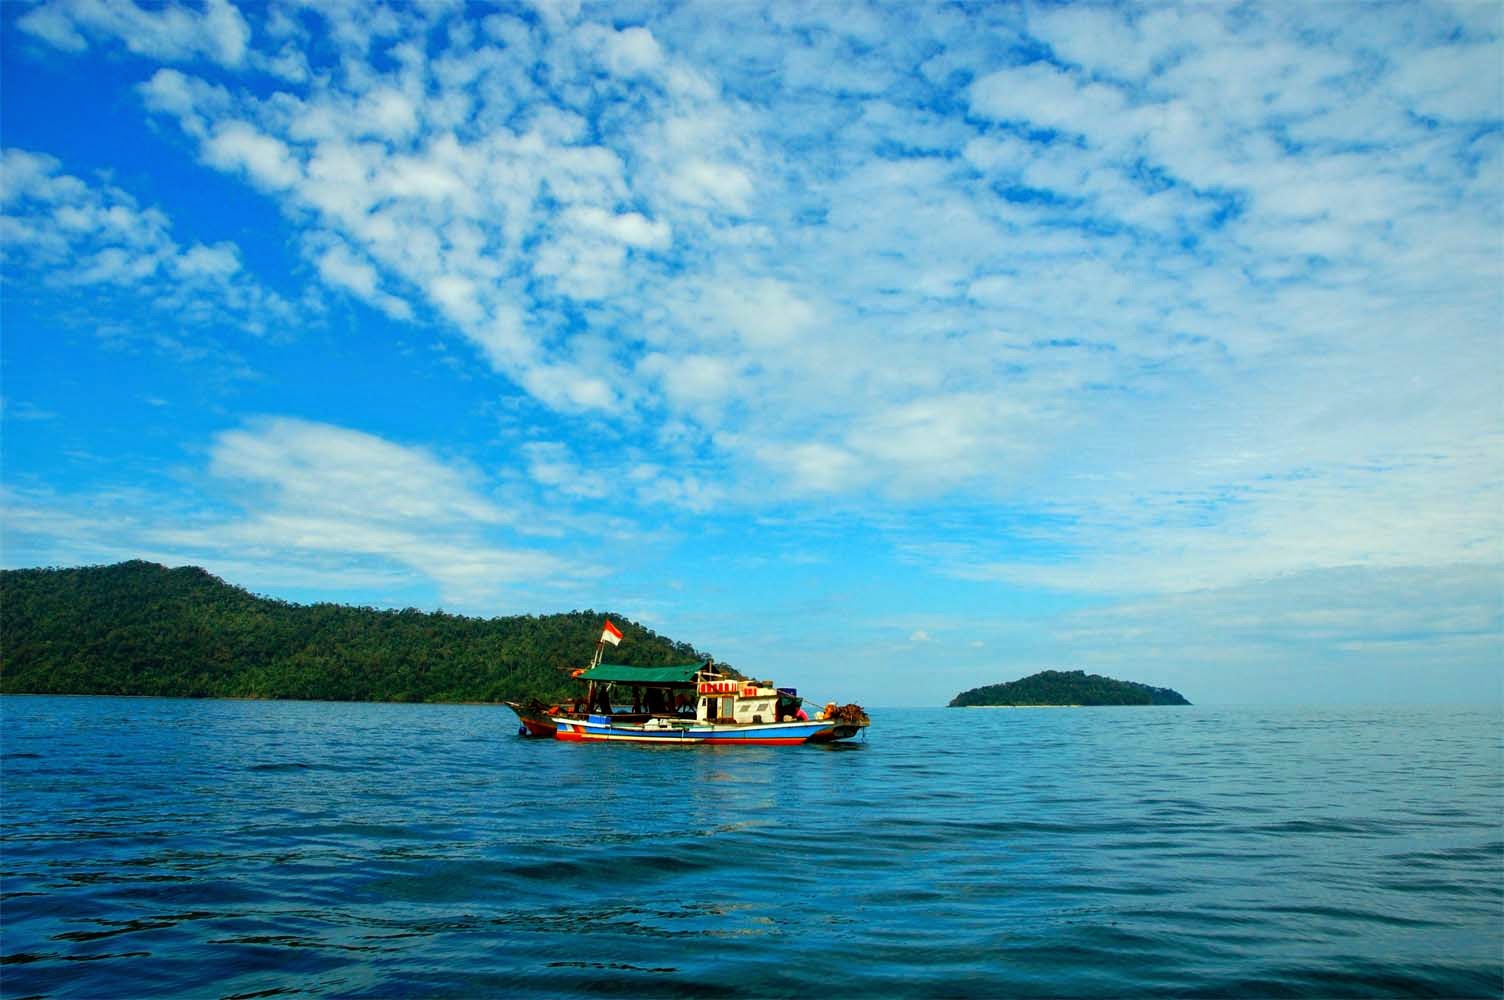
949, 669, 1190, 707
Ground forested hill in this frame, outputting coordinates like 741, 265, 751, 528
949, 670, 1191, 707
0, 561, 722, 703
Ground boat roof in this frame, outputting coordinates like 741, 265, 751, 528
580, 662, 707, 686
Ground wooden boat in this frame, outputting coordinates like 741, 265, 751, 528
507, 620, 869, 745
549, 660, 869, 746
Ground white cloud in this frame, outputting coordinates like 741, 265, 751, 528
203, 122, 302, 190
588, 24, 665, 78
1025, 5, 1165, 81
190, 418, 574, 608
906, 434, 1503, 598
72, 2, 1504, 583
0, 147, 293, 340
1046, 563, 1501, 702
670, 159, 754, 212
358, 88, 421, 140
518, 361, 616, 412
19, 0, 250, 67
970, 62, 1129, 137
315, 241, 412, 319
523, 441, 610, 499
627, 465, 725, 513
138, 68, 232, 135
851, 393, 1024, 494
425, 273, 485, 327
212, 418, 505, 526
762, 441, 868, 495
1391, 41, 1504, 122
174, 242, 241, 279
637, 352, 734, 409
565, 205, 672, 250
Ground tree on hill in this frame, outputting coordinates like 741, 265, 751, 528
949, 669, 1190, 706
0, 561, 726, 704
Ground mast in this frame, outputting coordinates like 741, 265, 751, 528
585, 636, 606, 713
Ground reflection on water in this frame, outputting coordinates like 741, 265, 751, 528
2, 697, 1500, 998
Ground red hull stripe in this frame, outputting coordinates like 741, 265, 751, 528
551, 731, 811, 746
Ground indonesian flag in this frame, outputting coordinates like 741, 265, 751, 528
600, 619, 623, 646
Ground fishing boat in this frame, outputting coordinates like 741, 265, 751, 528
540, 621, 869, 745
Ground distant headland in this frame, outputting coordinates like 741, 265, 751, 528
950, 669, 1191, 707
0, 561, 722, 705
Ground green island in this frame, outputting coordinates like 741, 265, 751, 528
950, 669, 1191, 707
0, 561, 724, 704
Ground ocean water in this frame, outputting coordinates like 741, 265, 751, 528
1, 697, 1499, 999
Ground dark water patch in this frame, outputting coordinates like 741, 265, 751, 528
1174, 962, 1504, 998
57, 870, 195, 886
51, 910, 223, 942
547, 960, 680, 973
1260, 902, 1446, 928
208, 933, 382, 953
1390, 839, 1503, 866
1, 953, 47, 965
1251, 817, 1408, 836
221, 988, 299, 1000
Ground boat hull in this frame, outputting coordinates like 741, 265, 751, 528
504, 702, 558, 737
551, 715, 864, 745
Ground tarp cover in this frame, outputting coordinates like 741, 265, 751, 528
580, 662, 706, 686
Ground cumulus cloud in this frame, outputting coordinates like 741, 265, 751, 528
202, 122, 302, 190
18, 0, 251, 67
0, 147, 293, 340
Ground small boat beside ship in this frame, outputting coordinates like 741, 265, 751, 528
504, 620, 869, 746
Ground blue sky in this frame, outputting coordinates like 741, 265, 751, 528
2, 0, 1500, 706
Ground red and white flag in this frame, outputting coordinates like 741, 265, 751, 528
600, 619, 623, 646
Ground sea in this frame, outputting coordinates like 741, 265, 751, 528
1, 697, 1500, 999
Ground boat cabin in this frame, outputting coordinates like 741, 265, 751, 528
695, 678, 802, 724
567, 661, 806, 725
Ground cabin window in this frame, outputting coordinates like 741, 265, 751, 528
719, 696, 734, 719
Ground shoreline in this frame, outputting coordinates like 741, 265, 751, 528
955, 704, 1085, 709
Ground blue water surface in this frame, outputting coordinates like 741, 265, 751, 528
2, 697, 1500, 998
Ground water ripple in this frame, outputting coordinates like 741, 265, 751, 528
1, 698, 1499, 998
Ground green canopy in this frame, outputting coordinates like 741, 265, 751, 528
579, 662, 706, 686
